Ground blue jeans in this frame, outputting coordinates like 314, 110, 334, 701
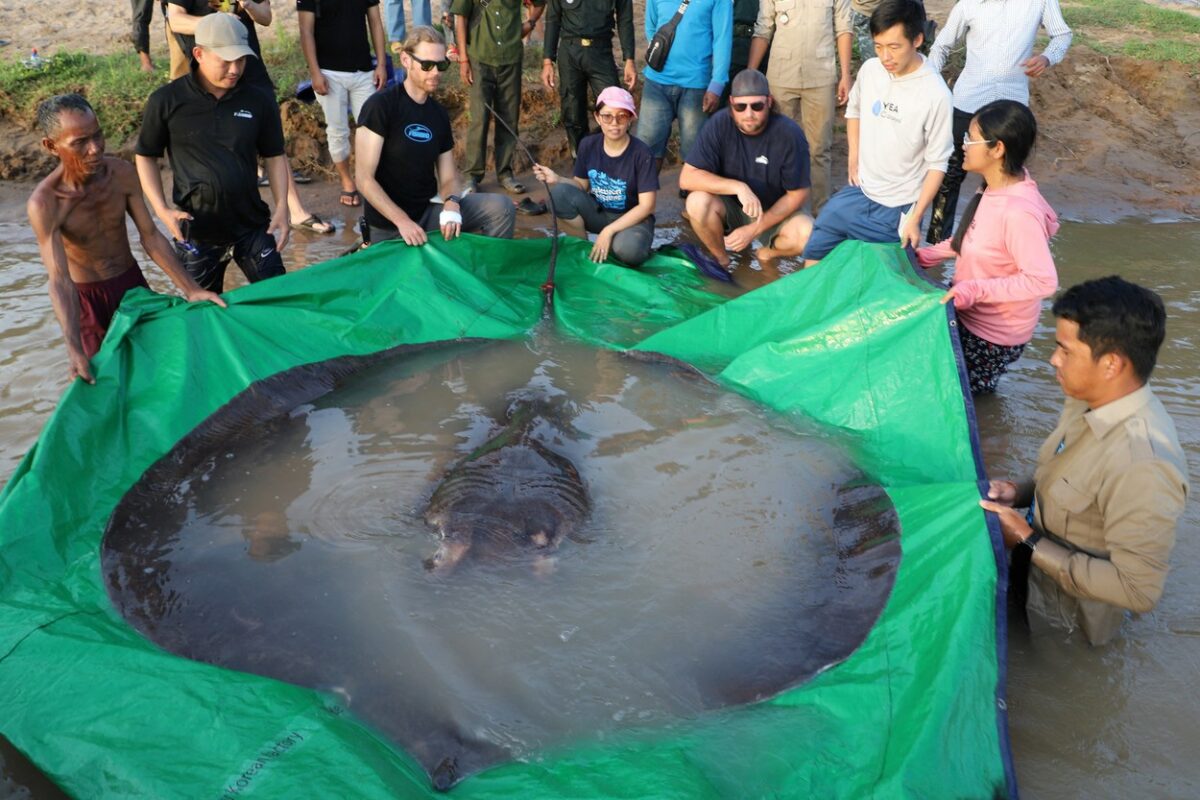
800, 185, 911, 262
635, 77, 709, 162
385, 0, 433, 43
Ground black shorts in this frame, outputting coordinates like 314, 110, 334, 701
177, 227, 285, 293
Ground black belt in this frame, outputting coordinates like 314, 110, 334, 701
562, 35, 610, 47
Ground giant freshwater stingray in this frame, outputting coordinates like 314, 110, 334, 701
102, 341, 902, 791
423, 395, 590, 575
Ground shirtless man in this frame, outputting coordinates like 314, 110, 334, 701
27, 94, 225, 385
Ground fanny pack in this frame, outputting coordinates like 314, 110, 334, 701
645, 0, 690, 72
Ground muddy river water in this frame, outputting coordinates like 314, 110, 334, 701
1, 205, 1197, 797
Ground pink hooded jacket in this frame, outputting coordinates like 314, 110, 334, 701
917, 174, 1060, 346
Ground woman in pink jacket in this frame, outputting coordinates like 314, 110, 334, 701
917, 100, 1059, 394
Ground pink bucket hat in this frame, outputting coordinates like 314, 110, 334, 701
596, 86, 637, 118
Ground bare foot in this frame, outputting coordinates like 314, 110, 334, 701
138, 52, 154, 72
755, 246, 778, 262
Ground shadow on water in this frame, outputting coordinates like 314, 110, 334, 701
100, 335, 901, 790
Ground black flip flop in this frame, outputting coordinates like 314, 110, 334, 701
516, 197, 547, 216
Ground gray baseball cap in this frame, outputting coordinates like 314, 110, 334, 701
195, 13, 258, 62
730, 69, 770, 98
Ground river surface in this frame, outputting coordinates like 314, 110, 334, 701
1, 204, 1197, 797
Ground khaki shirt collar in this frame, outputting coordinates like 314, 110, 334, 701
1083, 384, 1153, 440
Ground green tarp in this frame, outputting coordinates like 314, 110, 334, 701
0, 236, 1013, 798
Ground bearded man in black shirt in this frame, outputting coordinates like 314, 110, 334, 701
354, 26, 515, 247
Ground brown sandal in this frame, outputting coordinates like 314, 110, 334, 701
340, 190, 361, 207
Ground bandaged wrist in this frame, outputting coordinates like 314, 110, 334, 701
440, 210, 463, 226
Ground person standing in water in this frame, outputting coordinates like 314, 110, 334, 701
981, 277, 1188, 646
917, 100, 1058, 394
532, 86, 658, 266
28, 94, 225, 384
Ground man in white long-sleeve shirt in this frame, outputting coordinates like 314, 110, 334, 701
800, 0, 952, 265
924, 0, 1072, 243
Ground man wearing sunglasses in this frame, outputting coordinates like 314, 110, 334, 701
355, 26, 516, 247
679, 69, 813, 273
451, 0, 546, 195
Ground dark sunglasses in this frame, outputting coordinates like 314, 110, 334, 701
407, 54, 451, 72
731, 101, 767, 112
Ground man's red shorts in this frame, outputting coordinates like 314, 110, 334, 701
75, 265, 150, 358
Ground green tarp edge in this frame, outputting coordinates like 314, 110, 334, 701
0, 235, 1008, 798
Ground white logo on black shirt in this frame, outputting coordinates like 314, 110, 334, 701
234, 109, 254, 119
755, 155, 769, 165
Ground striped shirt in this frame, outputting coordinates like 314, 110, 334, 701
927, 0, 1072, 113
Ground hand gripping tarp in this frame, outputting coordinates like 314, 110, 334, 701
0, 236, 1015, 798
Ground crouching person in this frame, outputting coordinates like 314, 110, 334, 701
532, 87, 657, 266
355, 26, 515, 246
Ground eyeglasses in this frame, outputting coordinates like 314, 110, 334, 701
731, 101, 766, 112
597, 112, 632, 124
407, 54, 451, 72
962, 133, 994, 147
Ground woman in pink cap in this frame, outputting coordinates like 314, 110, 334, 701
532, 86, 658, 266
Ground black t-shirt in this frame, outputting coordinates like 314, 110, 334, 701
572, 133, 658, 215
686, 110, 811, 210
167, 0, 272, 90
136, 71, 286, 241
357, 84, 455, 230
296, 0, 379, 73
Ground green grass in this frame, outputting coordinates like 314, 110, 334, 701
0, 51, 164, 144
1072, 30, 1200, 64
0, 36, 313, 145
1120, 38, 1200, 64
1062, 0, 1200, 34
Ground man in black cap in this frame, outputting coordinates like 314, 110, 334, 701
679, 68, 812, 272
540, 0, 637, 156
135, 12, 291, 292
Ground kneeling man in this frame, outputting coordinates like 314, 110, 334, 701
355, 26, 515, 246
679, 68, 813, 272
982, 277, 1189, 646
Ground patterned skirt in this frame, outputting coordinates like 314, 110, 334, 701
958, 324, 1026, 395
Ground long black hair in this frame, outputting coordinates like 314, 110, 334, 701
950, 100, 1038, 254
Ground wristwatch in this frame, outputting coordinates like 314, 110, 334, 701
1020, 530, 1043, 553
445, 195, 462, 206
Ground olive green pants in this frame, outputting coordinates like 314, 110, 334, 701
465, 60, 522, 182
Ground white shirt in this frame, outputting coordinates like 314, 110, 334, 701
846, 56, 954, 208
927, 0, 1073, 113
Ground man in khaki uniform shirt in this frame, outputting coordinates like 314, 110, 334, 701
982, 277, 1189, 646
746, 0, 852, 212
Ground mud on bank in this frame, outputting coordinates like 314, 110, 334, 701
1, 37, 1197, 222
